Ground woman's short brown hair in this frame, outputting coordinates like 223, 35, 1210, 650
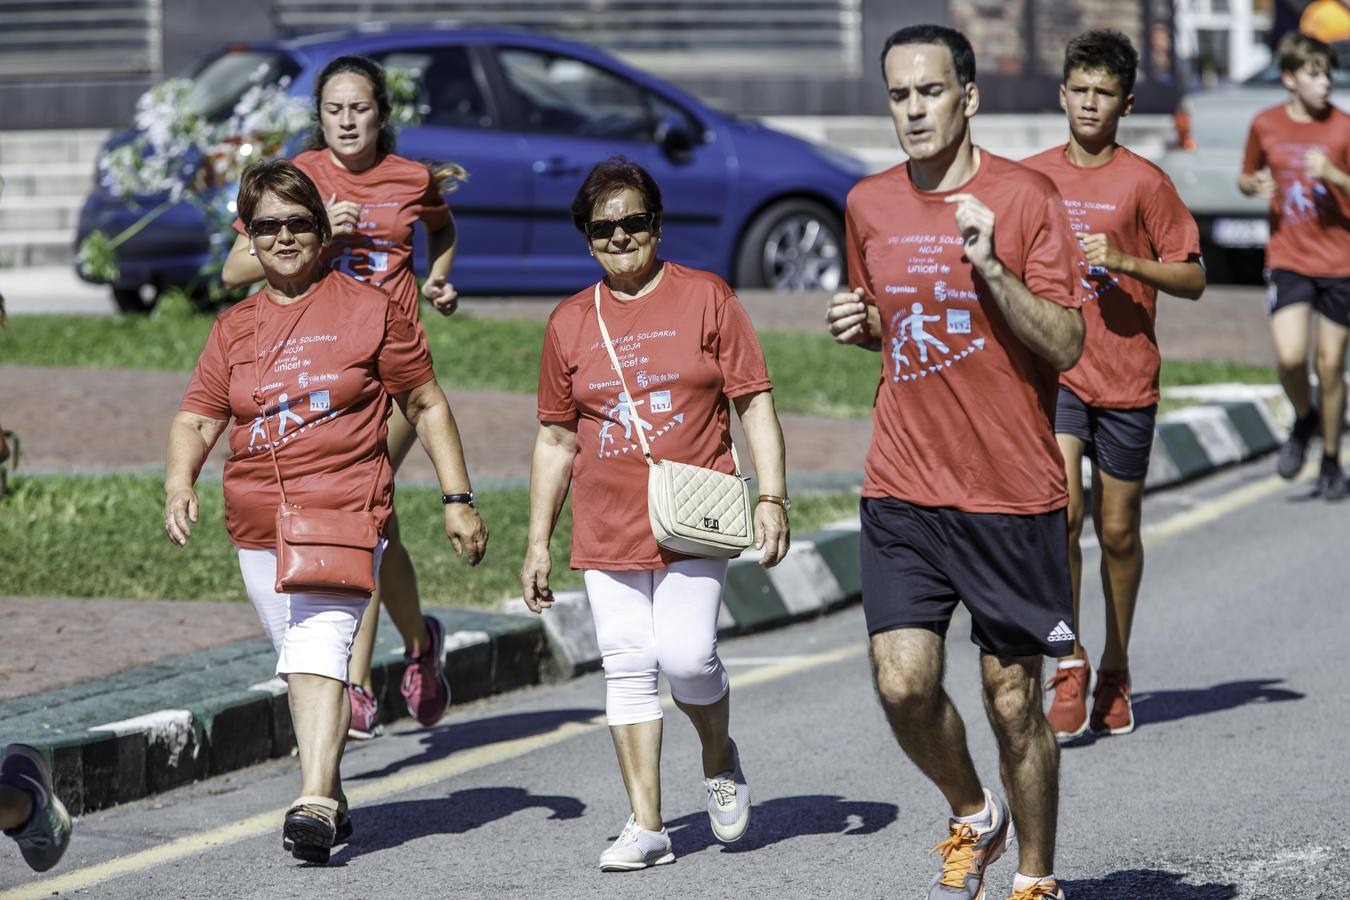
236, 160, 333, 245
1278, 31, 1337, 75
570, 157, 663, 235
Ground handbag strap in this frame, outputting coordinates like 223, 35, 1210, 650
251, 290, 383, 511
591, 283, 741, 476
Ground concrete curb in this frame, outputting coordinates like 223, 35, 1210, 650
504, 388, 1309, 674
0, 608, 544, 816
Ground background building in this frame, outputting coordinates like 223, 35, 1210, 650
3, 0, 1185, 130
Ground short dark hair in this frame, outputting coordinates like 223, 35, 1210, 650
880, 25, 976, 89
1063, 29, 1139, 96
1277, 31, 1337, 75
570, 157, 664, 235
307, 55, 396, 156
237, 160, 333, 245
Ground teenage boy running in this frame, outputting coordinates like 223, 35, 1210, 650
1023, 30, 1205, 742
1240, 32, 1350, 499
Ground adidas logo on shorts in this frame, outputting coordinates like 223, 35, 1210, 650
1046, 620, 1076, 642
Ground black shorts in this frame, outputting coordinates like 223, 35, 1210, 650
1267, 269, 1350, 327
859, 497, 1075, 659
1054, 386, 1157, 483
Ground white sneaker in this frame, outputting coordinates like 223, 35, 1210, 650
704, 738, 751, 843
598, 814, 674, 872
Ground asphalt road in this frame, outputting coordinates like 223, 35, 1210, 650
1, 458, 1346, 899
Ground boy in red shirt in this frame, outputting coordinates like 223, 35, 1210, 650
1240, 32, 1350, 499
1023, 30, 1205, 742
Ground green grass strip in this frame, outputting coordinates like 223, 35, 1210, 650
0, 473, 860, 607
0, 312, 1276, 419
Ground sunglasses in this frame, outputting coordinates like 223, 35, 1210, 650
585, 212, 655, 241
249, 215, 319, 238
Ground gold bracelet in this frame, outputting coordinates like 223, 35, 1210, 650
757, 494, 791, 511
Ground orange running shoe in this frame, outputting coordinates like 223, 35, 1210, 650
1044, 661, 1092, 742
927, 789, 1015, 899
1005, 878, 1066, 899
1090, 669, 1134, 735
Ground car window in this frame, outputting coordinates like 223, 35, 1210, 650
495, 48, 656, 141
186, 50, 302, 122
376, 48, 493, 129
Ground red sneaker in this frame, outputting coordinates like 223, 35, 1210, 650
347, 685, 382, 740
401, 614, 450, 727
1044, 661, 1092, 742
1090, 669, 1135, 736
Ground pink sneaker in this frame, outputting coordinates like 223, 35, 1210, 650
347, 685, 382, 740
401, 615, 450, 727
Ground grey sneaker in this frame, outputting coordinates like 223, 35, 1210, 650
704, 738, 751, 843
598, 814, 674, 872
1, 744, 72, 873
928, 789, 1015, 899
1278, 408, 1318, 479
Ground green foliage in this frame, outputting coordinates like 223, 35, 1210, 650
1158, 359, 1277, 387
75, 230, 120, 283
0, 473, 859, 606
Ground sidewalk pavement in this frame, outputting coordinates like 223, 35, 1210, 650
0, 379, 1310, 816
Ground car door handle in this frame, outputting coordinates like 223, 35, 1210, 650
532, 157, 583, 178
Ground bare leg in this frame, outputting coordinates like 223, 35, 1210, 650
871, 628, 985, 817
0, 785, 33, 830
982, 654, 1058, 878
1094, 469, 1146, 671
346, 408, 430, 691
674, 692, 735, 777
1056, 434, 1087, 662
288, 673, 350, 800
1315, 315, 1349, 455
1271, 303, 1314, 417
610, 719, 664, 831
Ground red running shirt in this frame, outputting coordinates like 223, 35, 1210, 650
180, 271, 436, 548
846, 152, 1082, 515
1242, 104, 1350, 277
537, 262, 772, 570
1022, 145, 1201, 408
233, 150, 450, 320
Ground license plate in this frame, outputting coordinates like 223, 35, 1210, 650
1212, 218, 1269, 248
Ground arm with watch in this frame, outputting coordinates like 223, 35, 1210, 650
732, 389, 790, 568
396, 379, 489, 565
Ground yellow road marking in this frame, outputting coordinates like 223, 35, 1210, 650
1143, 470, 1309, 546
1, 642, 865, 898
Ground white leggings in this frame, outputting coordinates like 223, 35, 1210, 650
583, 558, 729, 726
237, 541, 386, 683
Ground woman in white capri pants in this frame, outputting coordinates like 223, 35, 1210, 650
164, 160, 487, 864
520, 157, 790, 871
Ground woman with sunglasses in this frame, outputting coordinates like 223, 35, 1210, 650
521, 157, 790, 870
222, 55, 464, 741
169, 160, 487, 863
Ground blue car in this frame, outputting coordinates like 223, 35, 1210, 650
76, 27, 867, 312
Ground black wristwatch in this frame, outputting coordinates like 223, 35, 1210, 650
442, 491, 476, 508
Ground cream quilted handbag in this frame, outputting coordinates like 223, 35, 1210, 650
594, 285, 753, 559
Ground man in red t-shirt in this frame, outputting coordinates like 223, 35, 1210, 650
1240, 31, 1350, 498
826, 24, 1084, 900
1023, 30, 1205, 744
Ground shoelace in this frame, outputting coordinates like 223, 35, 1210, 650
929, 822, 979, 888
707, 777, 737, 810
615, 819, 641, 846
1007, 881, 1061, 899
1043, 667, 1082, 698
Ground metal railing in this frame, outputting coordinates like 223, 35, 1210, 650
273, 0, 863, 75
0, 0, 162, 81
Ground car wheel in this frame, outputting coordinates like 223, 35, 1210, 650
111, 285, 155, 314
734, 198, 845, 292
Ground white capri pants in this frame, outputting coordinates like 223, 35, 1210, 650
237, 541, 386, 683
583, 558, 730, 726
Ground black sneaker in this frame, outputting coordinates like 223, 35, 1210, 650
1, 744, 72, 873
1317, 456, 1347, 501
1278, 408, 1319, 479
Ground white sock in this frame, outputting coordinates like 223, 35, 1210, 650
1056, 659, 1086, 670
952, 789, 993, 831
1013, 872, 1058, 892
